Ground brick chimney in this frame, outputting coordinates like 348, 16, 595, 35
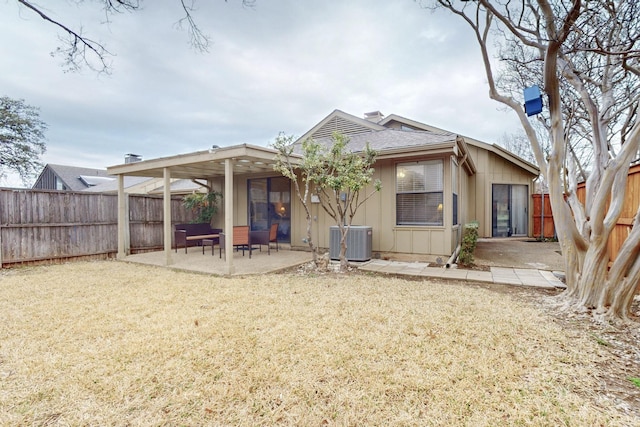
125, 153, 142, 164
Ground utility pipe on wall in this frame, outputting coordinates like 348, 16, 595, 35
445, 243, 461, 269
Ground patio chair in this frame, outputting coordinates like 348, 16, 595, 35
249, 229, 271, 255
269, 222, 279, 252
219, 226, 254, 259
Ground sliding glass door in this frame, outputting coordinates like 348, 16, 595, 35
248, 177, 291, 243
492, 184, 528, 237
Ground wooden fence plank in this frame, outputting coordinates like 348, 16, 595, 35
535, 163, 640, 265
0, 189, 196, 266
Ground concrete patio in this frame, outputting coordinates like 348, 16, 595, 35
123, 244, 312, 276
123, 247, 566, 290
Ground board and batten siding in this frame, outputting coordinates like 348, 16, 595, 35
290, 155, 458, 257
465, 146, 537, 238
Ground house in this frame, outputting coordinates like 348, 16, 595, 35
32, 164, 113, 191
106, 109, 539, 273
295, 110, 539, 256
33, 157, 204, 195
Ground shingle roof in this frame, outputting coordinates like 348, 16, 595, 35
295, 128, 457, 154
83, 176, 152, 193
46, 164, 111, 191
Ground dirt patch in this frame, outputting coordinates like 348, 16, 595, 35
373, 238, 565, 272
474, 238, 565, 271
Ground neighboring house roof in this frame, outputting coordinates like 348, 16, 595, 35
83, 176, 153, 193
84, 176, 205, 195
148, 179, 207, 195
32, 164, 112, 191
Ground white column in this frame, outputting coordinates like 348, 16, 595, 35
225, 158, 235, 275
163, 167, 173, 265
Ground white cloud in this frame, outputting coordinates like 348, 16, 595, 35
0, 0, 522, 187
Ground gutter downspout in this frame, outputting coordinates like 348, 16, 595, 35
445, 243, 461, 269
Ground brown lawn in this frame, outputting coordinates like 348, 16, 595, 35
0, 261, 637, 426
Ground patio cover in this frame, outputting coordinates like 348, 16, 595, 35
107, 144, 301, 275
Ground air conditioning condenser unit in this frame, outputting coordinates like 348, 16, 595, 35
329, 225, 372, 261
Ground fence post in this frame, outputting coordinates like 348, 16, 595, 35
117, 175, 130, 259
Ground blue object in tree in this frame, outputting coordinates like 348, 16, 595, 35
523, 85, 543, 116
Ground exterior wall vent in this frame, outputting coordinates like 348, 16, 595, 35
329, 225, 372, 261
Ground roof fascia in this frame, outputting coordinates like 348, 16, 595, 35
375, 141, 456, 160
466, 137, 539, 176
107, 143, 299, 176
455, 137, 477, 175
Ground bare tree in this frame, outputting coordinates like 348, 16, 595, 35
13, 0, 254, 73
430, 0, 640, 321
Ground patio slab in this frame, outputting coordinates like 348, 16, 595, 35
124, 247, 566, 292
124, 246, 311, 276
490, 267, 523, 285
465, 270, 494, 283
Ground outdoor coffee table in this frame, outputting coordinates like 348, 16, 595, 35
202, 237, 218, 255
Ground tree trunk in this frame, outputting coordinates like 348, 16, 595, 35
338, 224, 350, 272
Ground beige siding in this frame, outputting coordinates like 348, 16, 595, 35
464, 147, 536, 238
286, 144, 536, 257
289, 155, 456, 257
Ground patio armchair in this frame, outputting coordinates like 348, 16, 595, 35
249, 229, 271, 255
219, 226, 256, 259
269, 223, 279, 252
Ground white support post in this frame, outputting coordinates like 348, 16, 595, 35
163, 167, 173, 265
225, 158, 235, 275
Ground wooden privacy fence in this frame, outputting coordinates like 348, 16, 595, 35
531, 163, 640, 264
0, 188, 194, 267
532, 193, 555, 239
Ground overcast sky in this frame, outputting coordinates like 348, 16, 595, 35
0, 0, 521, 187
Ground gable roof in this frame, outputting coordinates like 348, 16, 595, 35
33, 164, 112, 191
380, 114, 540, 176
294, 110, 477, 175
296, 109, 385, 143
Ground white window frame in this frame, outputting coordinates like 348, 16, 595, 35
396, 159, 444, 226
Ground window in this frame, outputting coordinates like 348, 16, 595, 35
396, 160, 443, 226
55, 177, 65, 191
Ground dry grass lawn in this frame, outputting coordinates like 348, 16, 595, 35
0, 261, 636, 426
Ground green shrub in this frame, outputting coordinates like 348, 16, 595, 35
458, 221, 479, 266
182, 191, 222, 225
